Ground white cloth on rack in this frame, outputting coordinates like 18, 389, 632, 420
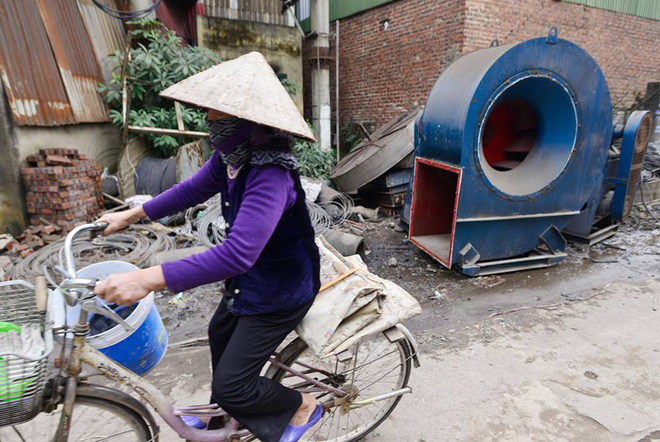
0, 324, 46, 360
296, 237, 421, 357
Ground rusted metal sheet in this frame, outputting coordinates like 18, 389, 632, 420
0, 0, 75, 126
203, 0, 294, 26
77, 0, 127, 84
331, 109, 420, 192
37, 0, 109, 123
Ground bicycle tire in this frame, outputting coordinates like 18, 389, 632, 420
265, 333, 412, 442
0, 391, 156, 442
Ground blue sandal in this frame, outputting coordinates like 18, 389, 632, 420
280, 405, 323, 442
181, 415, 207, 429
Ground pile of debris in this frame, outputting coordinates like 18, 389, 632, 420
331, 110, 419, 214
22, 148, 103, 232
0, 221, 63, 259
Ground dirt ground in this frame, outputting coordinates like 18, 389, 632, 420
145, 217, 660, 441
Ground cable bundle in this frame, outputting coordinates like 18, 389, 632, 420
6, 225, 175, 282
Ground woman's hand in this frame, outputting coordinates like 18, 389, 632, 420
96, 206, 146, 236
95, 266, 166, 306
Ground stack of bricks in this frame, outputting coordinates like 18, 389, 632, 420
21, 148, 104, 233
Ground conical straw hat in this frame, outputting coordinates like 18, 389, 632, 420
160, 51, 316, 141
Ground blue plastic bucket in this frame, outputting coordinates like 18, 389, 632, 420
51, 261, 168, 375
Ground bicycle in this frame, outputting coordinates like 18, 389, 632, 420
0, 222, 420, 441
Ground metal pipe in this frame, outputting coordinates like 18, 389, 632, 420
324, 230, 366, 258
269, 357, 347, 397
456, 210, 581, 222
336, 19, 340, 161
62, 222, 109, 278
54, 377, 79, 442
348, 387, 412, 409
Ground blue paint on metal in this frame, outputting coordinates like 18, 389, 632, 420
472, 70, 581, 201
410, 30, 613, 269
611, 110, 652, 221
563, 158, 617, 238
400, 113, 422, 227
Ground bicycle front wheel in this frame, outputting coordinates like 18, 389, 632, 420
267, 332, 413, 442
0, 392, 155, 442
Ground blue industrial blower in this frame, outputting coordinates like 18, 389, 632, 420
403, 28, 653, 276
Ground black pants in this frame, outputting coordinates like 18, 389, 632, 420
208, 296, 314, 442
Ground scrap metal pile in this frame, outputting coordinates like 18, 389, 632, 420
331, 110, 419, 213
181, 179, 359, 249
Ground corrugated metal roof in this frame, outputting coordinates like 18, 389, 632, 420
561, 0, 660, 21
37, 0, 108, 123
0, 0, 75, 126
329, 0, 398, 20
77, 0, 127, 84
0, 0, 111, 126
298, 0, 399, 32
203, 0, 295, 26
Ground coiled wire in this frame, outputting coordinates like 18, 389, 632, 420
7, 225, 175, 282
184, 191, 355, 246
317, 192, 355, 227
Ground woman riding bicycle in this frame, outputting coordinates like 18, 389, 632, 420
95, 52, 323, 442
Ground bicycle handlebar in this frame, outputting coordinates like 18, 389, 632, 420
62, 222, 109, 278
58, 222, 133, 331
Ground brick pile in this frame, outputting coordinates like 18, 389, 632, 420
21, 148, 103, 233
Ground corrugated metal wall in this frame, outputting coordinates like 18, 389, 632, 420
561, 0, 660, 21
37, 0, 108, 123
0, 0, 112, 126
296, 0, 311, 21
0, 0, 76, 126
204, 0, 295, 26
77, 0, 127, 84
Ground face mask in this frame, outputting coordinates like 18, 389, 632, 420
207, 117, 253, 153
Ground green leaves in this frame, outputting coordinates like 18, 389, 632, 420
98, 18, 220, 157
98, 18, 298, 158
293, 131, 336, 179
130, 109, 156, 127
281, 78, 299, 97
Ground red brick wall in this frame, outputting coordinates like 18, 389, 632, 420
463, 0, 660, 112
306, 0, 660, 132
303, 0, 466, 129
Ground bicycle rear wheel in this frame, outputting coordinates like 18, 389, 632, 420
266, 332, 412, 442
0, 391, 155, 441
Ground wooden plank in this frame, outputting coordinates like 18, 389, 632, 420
174, 101, 185, 131
128, 126, 209, 138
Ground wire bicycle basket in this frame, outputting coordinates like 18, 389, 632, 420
0, 281, 53, 427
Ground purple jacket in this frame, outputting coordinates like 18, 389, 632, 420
143, 151, 297, 293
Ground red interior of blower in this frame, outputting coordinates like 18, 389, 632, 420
409, 159, 460, 267
482, 100, 537, 171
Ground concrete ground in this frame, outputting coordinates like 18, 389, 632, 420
139, 222, 660, 441
366, 280, 660, 442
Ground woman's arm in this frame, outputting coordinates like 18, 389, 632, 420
160, 165, 296, 293
97, 152, 225, 235
95, 265, 167, 306
141, 151, 226, 220
95, 165, 295, 303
